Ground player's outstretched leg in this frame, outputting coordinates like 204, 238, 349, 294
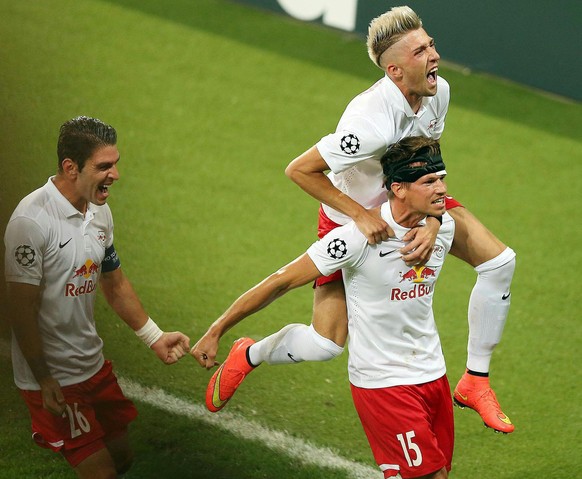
448, 206, 516, 434
206, 337, 256, 412
453, 370, 514, 434
454, 247, 516, 433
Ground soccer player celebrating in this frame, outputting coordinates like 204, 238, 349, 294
196, 5, 516, 434
4, 116, 190, 478
195, 136, 456, 478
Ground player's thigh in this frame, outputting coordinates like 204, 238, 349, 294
312, 280, 348, 346
74, 447, 117, 479
448, 207, 506, 267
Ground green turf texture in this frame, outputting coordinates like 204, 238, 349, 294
0, 0, 581, 478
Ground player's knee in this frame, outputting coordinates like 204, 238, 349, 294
475, 247, 516, 285
307, 324, 344, 361
106, 436, 133, 476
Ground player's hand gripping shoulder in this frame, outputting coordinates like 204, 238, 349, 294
354, 207, 393, 245
151, 332, 191, 365
400, 216, 440, 266
190, 331, 221, 370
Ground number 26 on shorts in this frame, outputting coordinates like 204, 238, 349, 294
63, 403, 91, 439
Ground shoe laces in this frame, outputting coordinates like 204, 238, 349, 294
476, 388, 502, 414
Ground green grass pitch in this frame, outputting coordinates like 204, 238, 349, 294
0, 0, 581, 477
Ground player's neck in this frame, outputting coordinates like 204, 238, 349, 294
395, 82, 423, 113
406, 94, 423, 113
389, 200, 426, 229
52, 175, 89, 215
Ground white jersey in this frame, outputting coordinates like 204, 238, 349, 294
307, 202, 455, 388
316, 75, 449, 225
4, 177, 115, 389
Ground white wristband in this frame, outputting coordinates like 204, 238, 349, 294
135, 317, 163, 348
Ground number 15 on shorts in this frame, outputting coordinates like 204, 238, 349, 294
396, 431, 423, 467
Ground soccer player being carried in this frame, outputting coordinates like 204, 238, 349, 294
4, 116, 191, 478
194, 6, 516, 434
194, 136, 457, 478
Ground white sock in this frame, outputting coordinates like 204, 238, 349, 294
248, 323, 344, 366
467, 247, 516, 373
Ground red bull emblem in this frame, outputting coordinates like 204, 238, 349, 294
67, 259, 100, 297
72, 260, 100, 279
391, 283, 433, 301
399, 265, 437, 283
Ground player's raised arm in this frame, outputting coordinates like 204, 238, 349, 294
191, 253, 322, 369
286, 146, 392, 244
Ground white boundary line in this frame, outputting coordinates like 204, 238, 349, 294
0, 339, 381, 479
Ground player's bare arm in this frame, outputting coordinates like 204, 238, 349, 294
99, 268, 149, 329
285, 146, 392, 244
7, 282, 66, 415
99, 268, 190, 364
191, 254, 321, 369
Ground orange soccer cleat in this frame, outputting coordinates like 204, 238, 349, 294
206, 337, 256, 412
453, 370, 515, 434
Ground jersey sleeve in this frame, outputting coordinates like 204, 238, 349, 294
4, 216, 46, 285
306, 222, 368, 276
316, 116, 388, 174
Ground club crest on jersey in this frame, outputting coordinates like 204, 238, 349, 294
340, 134, 360, 155
327, 238, 347, 259
97, 230, 106, 246
427, 117, 440, 132
432, 245, 445, 259
400, 265, 437, 283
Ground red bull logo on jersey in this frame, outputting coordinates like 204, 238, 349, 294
399, 265, 437, 283
391, 265, 438, 301
66, 259, 100, 297
391, 283, 433, 301
72, 259, 100, 279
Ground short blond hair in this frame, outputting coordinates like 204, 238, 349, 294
366, 6, 422, 69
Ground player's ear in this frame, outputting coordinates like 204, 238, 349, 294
62, 158, 78, 178
391, 182, 406, 199
386, 63, 402, 81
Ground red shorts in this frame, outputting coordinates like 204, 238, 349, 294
315, 197, 463, 287
20, 360, 137, 467
350, 376, 454, 479
314, 205, 344, 287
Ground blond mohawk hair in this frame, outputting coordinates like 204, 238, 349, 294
366, 6, 422, 69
